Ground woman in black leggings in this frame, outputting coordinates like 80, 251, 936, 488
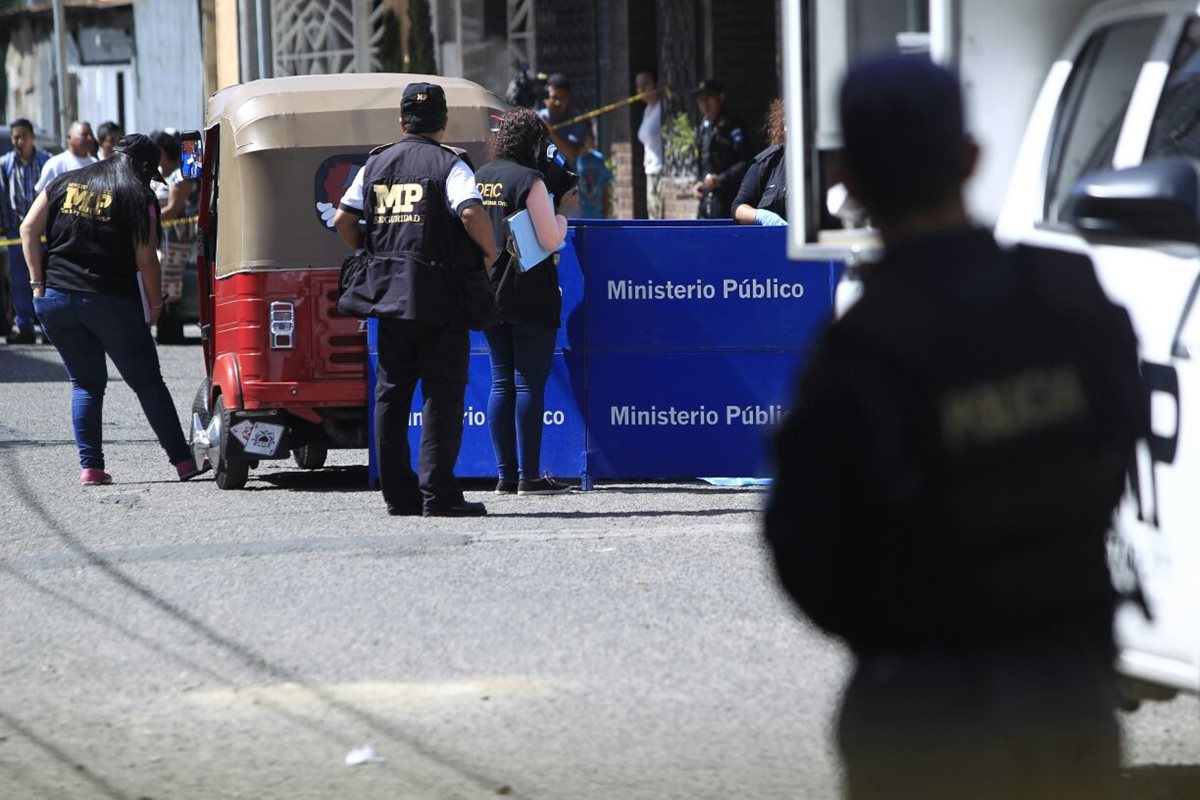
475, 108, 573, 495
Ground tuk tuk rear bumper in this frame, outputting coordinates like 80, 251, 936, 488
239, 380, 367, 410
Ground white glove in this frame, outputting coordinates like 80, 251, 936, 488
317, 201, 337, 229
754, 208, 787, 227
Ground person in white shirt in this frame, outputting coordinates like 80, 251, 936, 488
636, 71, 664, 219
35, 121, 98, 192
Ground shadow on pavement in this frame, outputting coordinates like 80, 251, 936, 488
254, 465, 372, 491
592, 483, 769, 495
0, 347, 65, 383
497, 508, 752, 519
1120, 765, 1200, 800
156, 335, 203, 346
244, 471, 767, 503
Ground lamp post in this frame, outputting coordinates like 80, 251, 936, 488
51, 0, 71, 143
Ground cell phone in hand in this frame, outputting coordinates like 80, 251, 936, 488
180, 130, 202, 180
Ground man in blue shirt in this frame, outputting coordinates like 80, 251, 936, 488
1, 119, 52, 344
575, 128, 612, 219
538, 73, 589, 164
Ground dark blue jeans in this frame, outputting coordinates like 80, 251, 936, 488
34, 288, 191, 470
7, 243, 37, 333
484, 322, 557, 482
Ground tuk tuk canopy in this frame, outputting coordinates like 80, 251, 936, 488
205, 74, 504, 278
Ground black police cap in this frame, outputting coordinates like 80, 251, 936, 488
113, 133, 167, 182
692, 79, 724, 97
401, 82, 448, 133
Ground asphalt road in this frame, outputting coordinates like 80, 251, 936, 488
1, 338, 1198, 799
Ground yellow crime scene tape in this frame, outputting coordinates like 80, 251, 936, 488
0, 214, 198, 247
163, 214, 199, 228
547, 91, 652, 131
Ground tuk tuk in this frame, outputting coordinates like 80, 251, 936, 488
188, 73, 504, 489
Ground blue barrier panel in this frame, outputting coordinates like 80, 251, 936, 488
576, 223, 837, 351
572, 224, 837, 481
585, 351, 801, 478
415, 352, 586, 479
366, 224, 839, 487
368, 231, 587, 487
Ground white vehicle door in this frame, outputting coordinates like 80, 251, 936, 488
997, 3, 1200, 692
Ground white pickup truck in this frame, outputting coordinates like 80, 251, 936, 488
785, 0, 1200, 705
995, 0, 1200, 703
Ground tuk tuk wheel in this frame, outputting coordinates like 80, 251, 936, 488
213, 395, 250, 490
292, 443, 328, 470
189, 377, 213, 472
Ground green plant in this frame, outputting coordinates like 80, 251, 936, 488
663, 110, 697, 178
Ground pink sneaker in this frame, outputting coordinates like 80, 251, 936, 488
80, 468, 112, 486
175, 458, 200, 481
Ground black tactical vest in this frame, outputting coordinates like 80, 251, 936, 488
339, 135, 482, 326
474, 157, 562, 328
832, 233, 1141, 651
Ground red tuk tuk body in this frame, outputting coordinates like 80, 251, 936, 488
190, 74, 503, 488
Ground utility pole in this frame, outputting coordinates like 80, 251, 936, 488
255, 0, 270, 79
51, 0, 71, 143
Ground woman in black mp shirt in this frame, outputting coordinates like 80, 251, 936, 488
20, 134, 199, 486
475, 108, 573, 495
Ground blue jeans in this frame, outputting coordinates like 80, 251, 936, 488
7, 243, 36, 333
33, 288, 191, 470
484, 322, 557, 482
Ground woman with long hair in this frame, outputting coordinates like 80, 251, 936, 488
19, 134, 199, 485
474, 107, 573, 495
734, 98, 788, 226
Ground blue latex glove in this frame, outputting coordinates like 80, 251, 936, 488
754, 209, 788, 226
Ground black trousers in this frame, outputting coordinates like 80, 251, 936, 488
838, 649, 1120, 800
375, 318, 470, 512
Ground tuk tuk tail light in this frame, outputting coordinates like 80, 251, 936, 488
269, 301, 296, 349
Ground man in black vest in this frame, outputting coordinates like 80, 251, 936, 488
763, 55, 1144, 800
334, 82, 497, 517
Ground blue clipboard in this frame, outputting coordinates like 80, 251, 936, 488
503, 208, 564, 271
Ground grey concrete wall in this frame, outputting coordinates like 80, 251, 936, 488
133, 0, 206, 134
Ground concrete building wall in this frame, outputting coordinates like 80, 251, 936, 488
459, 0, 510, 98
133, 0, 205, 133
4, 18, 58, 135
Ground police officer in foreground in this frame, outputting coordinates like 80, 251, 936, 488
763, 55, 1144, 800
334, 82, 498, 517
692, 79, 750, 219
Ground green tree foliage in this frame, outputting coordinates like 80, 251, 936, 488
663, 110, 698, 178
406, 0, 437, 74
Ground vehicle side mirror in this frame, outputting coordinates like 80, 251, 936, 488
1062, 158, 1200, 244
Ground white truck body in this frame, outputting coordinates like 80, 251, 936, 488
786, 0, 1200, 697
996, 0, 1200, 695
